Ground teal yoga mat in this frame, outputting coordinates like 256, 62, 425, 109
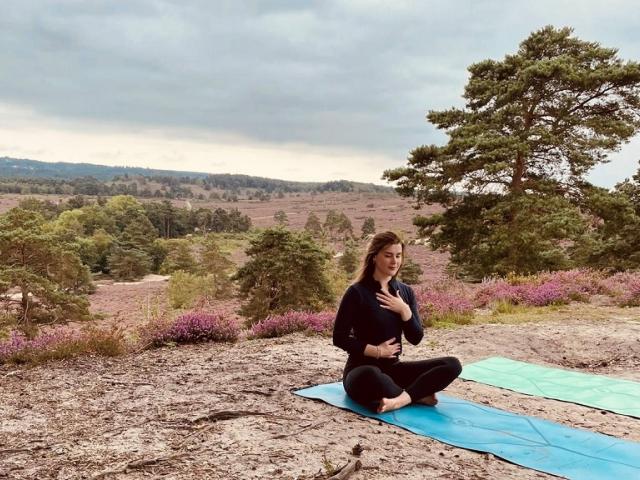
460, 356, 640, 418
295, 382, 640, 480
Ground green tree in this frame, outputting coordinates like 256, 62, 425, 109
273, 210, 289, 226
120, 214, 158, 252
17, 197, 59, 220
105, 195, 146, 230
573, 184, 640, 270
159, 239, 198, 274
0, 209, 92, 326
107, 247, 152, 281
361, 217, 376, 237
339, 240, 360, 277
399, 257, 423, 285
324, 210, 353, 240
304, 212, 323, 238
91, 228, 116, 273
199, 235, 235, 298
233, 228, 335, 324
384, 26, 640, 277
323, 209, 341, 239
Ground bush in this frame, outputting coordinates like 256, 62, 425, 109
140, 311, 239, 346
475, 269, 604, 308
249, 310, 335, 339
414, 282, 475, 326
600, 271, 640, 306
0, 327, 126, 366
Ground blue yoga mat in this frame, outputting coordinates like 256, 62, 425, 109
295, 382, 640, 480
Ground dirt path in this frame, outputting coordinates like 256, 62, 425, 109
1, 314, 639, 479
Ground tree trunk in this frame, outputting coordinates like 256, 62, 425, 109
20, 285, 30, 325
511, 152, 525, 193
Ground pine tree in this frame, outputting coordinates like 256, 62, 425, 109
304, 212, 323, 238
384, 26, 640, 277
274, 210, 289, 226
399, 257, 423, 285
199, 235, 235, 298
339, 240, 360, 277
233, 228, 334, 324
361, 217, 375, 237
0, 209, 92, 326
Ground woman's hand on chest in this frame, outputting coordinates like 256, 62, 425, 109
376, 289, 412, 321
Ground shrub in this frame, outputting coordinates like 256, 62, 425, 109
414, 282, 475, 326
517, 281, 572, 307
600, 271, 640, 306
249, 310, 335, 339
140, 311, 239, 347
475, 276, 580, 308
0, 327, 126, 366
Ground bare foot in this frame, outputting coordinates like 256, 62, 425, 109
377, 391, 412, 413
417, 393, 438, 406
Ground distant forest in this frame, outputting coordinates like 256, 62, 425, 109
0, 157, 390, 198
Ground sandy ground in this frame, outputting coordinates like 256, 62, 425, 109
1, 310, 639, 479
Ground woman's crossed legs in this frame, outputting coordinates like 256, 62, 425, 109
343, 356, 462, 413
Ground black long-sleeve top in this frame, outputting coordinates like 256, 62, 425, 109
332, 276, 423, 367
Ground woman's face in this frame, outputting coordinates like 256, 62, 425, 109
373, 242, 403, 278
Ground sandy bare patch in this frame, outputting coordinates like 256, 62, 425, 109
1, 311, 639, 479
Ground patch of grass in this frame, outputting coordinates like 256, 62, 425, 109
481, 303, 582, 325
213, 232, 252, 255
322, 452, 338, 476
426, 312, 474, 328
490, 300, 533, 315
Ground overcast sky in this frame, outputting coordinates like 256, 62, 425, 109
1, 0, 639, 186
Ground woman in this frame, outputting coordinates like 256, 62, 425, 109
333, 231, 461, 413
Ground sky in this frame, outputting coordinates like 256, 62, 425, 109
0, 0, 639, 187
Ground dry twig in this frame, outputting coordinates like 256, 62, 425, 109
90, 452, 188, 479
327, 460, 362, 480
271, 420, 325, 439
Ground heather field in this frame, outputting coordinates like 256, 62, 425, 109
1, 191, 640, 479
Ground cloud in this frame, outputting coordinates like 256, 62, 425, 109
0, 1, 639, 186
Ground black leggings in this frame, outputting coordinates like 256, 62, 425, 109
343, 356, 462, 411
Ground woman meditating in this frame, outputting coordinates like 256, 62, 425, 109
333, 231, 462, 413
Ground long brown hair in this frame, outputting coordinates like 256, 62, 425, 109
354, 231, 405, 283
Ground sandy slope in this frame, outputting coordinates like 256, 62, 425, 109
1, 313, 639, 479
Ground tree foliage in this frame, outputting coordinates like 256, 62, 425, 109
199, 235, 235, 298
361, 217, 376, 237
233, 228, 335, 324
159, 239, 198, 274
0, 209, 92, 325
398, 257, 423, 285
304, 212, 323, 238
384, 26, 640, 277
324, 210, 354, 240
339, 240, 360, 277
273, 210, 289, 226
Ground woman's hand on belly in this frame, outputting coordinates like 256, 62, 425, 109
377, 337, 401, 358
